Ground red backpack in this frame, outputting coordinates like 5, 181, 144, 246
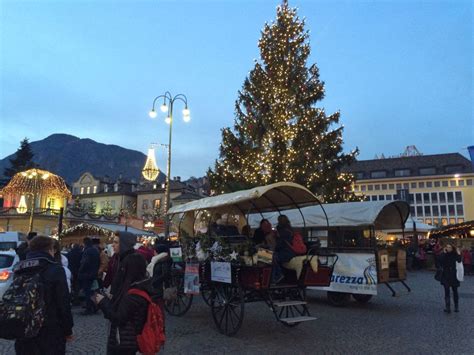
288, 232, 307, 255
128, 289, 165, 355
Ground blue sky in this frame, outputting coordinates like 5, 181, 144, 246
1, 0, 472, 178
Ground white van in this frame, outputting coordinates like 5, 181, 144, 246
0, 232, 26, 251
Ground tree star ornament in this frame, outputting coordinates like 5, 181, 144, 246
230, 250, 239, 260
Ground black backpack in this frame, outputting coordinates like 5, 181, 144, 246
0, 259, 47, 339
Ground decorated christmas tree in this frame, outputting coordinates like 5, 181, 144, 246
208, 1, 358, 202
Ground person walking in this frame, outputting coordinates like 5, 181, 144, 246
148, 243, 172, 316
438, 243, 462, 313
78, 237, 100, 315
14, 236, 74, 355
94, 253, 151, 355
66, 243, 83, 305
107, 232, 137, 298
461, 248, 472, 275
54, 240, 72, 292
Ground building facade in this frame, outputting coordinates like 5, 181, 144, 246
345, 153, 474, 226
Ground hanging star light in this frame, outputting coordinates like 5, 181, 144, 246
142, 147, 160, 181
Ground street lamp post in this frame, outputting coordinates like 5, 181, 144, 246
149, 92, 190, 237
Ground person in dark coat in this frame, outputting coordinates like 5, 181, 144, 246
148, 243, 172, 317
109, 232, 137, 298
272, 215, 296, 284
78, 237, 100, 315
438, 243, 462, 313
253, 219, 271, 245
16, 232, 37, 261
15, 236, 73, 355
94, 253, 150, 355
66, 243, 83, 305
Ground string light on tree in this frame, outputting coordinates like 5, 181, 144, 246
208, 0, 359, 202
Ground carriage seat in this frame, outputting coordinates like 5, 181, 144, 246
283, 255, 318, 279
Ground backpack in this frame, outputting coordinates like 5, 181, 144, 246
128, 288, 165, 355
287, 232, 307, 255
0, 259, 46, 339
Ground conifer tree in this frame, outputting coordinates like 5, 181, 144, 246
3, 138, 37, 180
208, 1, 358, 202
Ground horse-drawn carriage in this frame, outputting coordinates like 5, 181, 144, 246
163, 182, 338, 336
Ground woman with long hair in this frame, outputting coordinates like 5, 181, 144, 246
438, 243, 462, 313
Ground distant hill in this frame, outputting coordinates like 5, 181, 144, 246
0, 134, 165, 184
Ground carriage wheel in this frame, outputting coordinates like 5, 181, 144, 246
210, 284, 244, 336
201, 285, 213, 307
352, 294, 373, 304
164, 271, 193, 316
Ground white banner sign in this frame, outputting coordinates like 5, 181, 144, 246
211, 261, 232, 284
314, 252, 378, 295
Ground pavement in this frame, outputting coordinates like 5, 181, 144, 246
0, 271, 473, 354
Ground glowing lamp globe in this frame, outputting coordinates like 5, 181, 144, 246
149, 110, 157, 118
164, 116, 172, 124
160, 103, 168, 113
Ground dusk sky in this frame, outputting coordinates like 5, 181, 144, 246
1, 0, 472, 179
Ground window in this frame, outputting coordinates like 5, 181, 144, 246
153, 199, 161, 209
397, 189, 409, 202
364, 196, 370, 201
356, 172, 365, 179
73, 187, 78, 195
424, 206, 431, 216
419, 167, 436, 175
445, 165, 462, 174
386, 195, 393, 201
439, 192, 446, 203
410, 206, 415, 216
416, 193, 422, 203
447, 192, 454, 203
456, 205, 464, 215
408, 193, 414, 203
455, 191, 462, 202
86, 186, 90, 194
371, 195, 378, 201
393, 194, 398, 200
426, 181, 432, 188
467, 179, 473, 186
449, 180, 456, 187
80, 187, 84, 195
378, 195, 385, 201
431, 193, 437, 203
416, 206, 423, 216
153, 184, 157, 189
381, 184, 387, 190
425, 219, 432, 225
449, 218, 456, 225
142, 199, 149, 210
361, 185, 366, 191
423, 193, 430, 203
432, 206, 439, 216
374, 185, 380, 191
433, 218, 439, 226
434, 181, 440, 187
371, 171, 387, 178
396, 183, 402, 189
368, 185, 373, 191
458, 180, 464, 187
46, 198, 55, 209
440, 205, 447, 216
353, 185, 359, 192
114, 183, 119, 192
104, 185, 109, 193
389, 184, 395, 189
93, 186, 97, 194
411, 182, 417, 189
441, 218, 448, 226
457, 218, 464, 223
448, 205, 455, 215
418, 181, 425, 188
403, 183, 409, 189
394, 169, 411, 177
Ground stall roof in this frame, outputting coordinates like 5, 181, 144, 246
167, 182, 320, 215
248, 200, 410, 230
384, 217, 435, 233
91, 222, 155, 236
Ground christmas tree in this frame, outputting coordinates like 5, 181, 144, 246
3, 138, 37, 182
208, 1, 358, 202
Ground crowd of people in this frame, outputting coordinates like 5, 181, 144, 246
3, 231, 170, 355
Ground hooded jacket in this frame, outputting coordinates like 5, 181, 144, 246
110, 232, 137, 298
14, 251, 73, 355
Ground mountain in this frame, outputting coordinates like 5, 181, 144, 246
0, 134, 165, 184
